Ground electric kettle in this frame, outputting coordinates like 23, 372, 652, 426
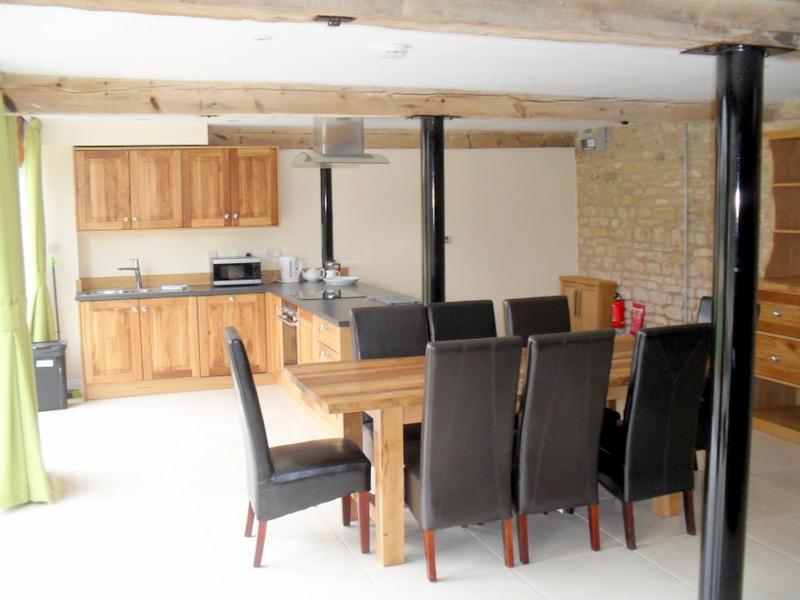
279, 256, 301, 283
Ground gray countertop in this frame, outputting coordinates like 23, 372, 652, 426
75, 280, 417, 327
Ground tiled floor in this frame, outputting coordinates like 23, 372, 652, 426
2, 385, 799, 599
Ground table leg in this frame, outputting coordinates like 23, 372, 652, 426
372, 406, 405, 566
652, 493, 682, 517
342, 412, 363, 522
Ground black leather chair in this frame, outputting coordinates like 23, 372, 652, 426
514, 329, 615, 563
350, 305, 429, 461
695, 296, 713, 451
598, 323, 712, 549
427, 299, 497, 341
225, 327, 372, 567
503, 296, 571, 345
404, 337, 521, 582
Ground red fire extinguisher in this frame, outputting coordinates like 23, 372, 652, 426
612, 293, 625, 329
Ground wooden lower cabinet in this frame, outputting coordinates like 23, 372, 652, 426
198, 293, 267, 376
140, 297, 200, 379
266, 293, 284, 373
560, 275, 616, 331
297, 308, 315, 364
80, 299, 143, 384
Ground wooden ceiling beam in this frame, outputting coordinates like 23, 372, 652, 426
1, 74, 723, 122
208, 126, 576, 149
4, 0, 798, 51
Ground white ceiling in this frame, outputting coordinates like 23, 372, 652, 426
1, 3, 798, 129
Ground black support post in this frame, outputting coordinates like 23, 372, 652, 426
420, 116, 446, 304
320, 167, 334, 267
699, 44, 767, 600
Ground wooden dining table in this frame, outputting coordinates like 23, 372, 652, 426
284, 335, 646, 567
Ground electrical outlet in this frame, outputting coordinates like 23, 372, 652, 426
208, 249, 218, 258
238, 249, 252, 257
264, 247, 281, 258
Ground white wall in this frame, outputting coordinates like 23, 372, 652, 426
40, 120, 578, 388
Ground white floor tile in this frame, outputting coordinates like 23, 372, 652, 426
747, 513, 800, 562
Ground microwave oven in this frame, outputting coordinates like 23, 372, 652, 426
211, 256, 262, 287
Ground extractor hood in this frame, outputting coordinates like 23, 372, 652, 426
291, 117, 389, 168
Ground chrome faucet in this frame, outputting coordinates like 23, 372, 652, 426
118, 258, 144, 290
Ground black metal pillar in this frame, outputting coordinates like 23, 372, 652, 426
699, 44, 766, 600
420, 116, 445, 303
320, 167, 334, 267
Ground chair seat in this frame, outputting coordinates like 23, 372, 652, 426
270, 438, 370, 484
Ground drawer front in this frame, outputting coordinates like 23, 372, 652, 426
759, 300, 800, 338
755, 333, 800, 386
314, 315, 341, 354
315, 341, 340, 363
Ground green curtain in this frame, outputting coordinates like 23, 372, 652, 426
24, 119, 57, 342
0, 108, 52, 508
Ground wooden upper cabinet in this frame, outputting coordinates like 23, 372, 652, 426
198, 294, 267, 377
230, 148, 278, 227
79, 300, 142, 384
139, 297, 200, 380
75, 150, 131, 231
182, 148, 231, 228
129, 149, 182, 229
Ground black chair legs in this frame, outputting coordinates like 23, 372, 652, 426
253, 520, 268, 567
622, 501, 636, 550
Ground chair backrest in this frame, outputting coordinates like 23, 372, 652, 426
515, 329, 615, 514
427, 299, 497, 341
350, 305, 429, 359
418, 336, 521, 530
622, 323, 712, 501
504, 295, 571, 344
225, 327, 274, 491
697, 296, 712, 324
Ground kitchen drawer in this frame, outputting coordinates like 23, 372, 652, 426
758, 300, 800, 338
315, 341, 341, 363
313, 315, 341, 354
755, 333, 800, 386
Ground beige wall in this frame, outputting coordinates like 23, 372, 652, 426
40, 120, 578, 388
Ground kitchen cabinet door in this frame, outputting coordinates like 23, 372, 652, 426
182, 148, 231, 228
80, 300, 142, 384
560, 276, 616, 331
265, 293, 284, 373
129, 149, 183, 229
297, 308, 315, 364
75, 149, 131, 231
198, 294, 267, 376
140, 297, 200, 380
230, 148, 278, 227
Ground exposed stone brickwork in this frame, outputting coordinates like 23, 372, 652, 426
576, 122, 776, 328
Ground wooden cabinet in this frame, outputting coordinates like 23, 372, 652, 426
560, 275, 616, 331
181, 148, 230, 228
79, 299, 142, 384
129, 149, 183, 229
265, 293, 284, 373
298, 308, 315, 364
230, 148, 278, 227
75, 150, 130, 231
311, 315, 353, 363
75, 146, 278, 231
140, 297, 200, 379
198, 294, 267, 376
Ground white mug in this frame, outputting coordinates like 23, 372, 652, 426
303, 268, 325, 282
324, 269, 340, 279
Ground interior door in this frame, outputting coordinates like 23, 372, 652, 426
75, 149, 131, 231
130, 149, 182, 229
140, 296, 200, 379
182, 148, 231, 227
230, 148, 278, 227
80, 300, 142, 384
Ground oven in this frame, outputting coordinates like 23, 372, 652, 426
211, 256, 262, 287
276, 300, 298, 367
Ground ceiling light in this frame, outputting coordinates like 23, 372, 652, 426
375, 43, 409, 59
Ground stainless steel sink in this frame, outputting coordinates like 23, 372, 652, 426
91, 288, 159, 295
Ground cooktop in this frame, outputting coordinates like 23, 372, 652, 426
295, 289, 367, 300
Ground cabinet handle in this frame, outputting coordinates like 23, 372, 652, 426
770, 355, 781, 363
132, 216, 140, 223
233, 213, 239, 219
319, 350, 329, 359
131, 306, 139, 313
772, 310, 782, 318
141, 305, 148, 313
224, 213, 230, 220
228, 296, 235, 303
122, 216, 130, 223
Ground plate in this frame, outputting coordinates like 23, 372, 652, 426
325, 276, 359, 287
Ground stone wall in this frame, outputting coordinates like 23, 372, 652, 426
575, 122, 776, 328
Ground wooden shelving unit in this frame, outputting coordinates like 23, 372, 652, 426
754, 130, 800, 444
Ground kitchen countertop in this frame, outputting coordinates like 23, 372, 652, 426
75, 280, 417, 327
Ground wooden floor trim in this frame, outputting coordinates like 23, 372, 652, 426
85, 372, 277, 400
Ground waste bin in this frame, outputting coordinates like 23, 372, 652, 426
32, 341, 68, 411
